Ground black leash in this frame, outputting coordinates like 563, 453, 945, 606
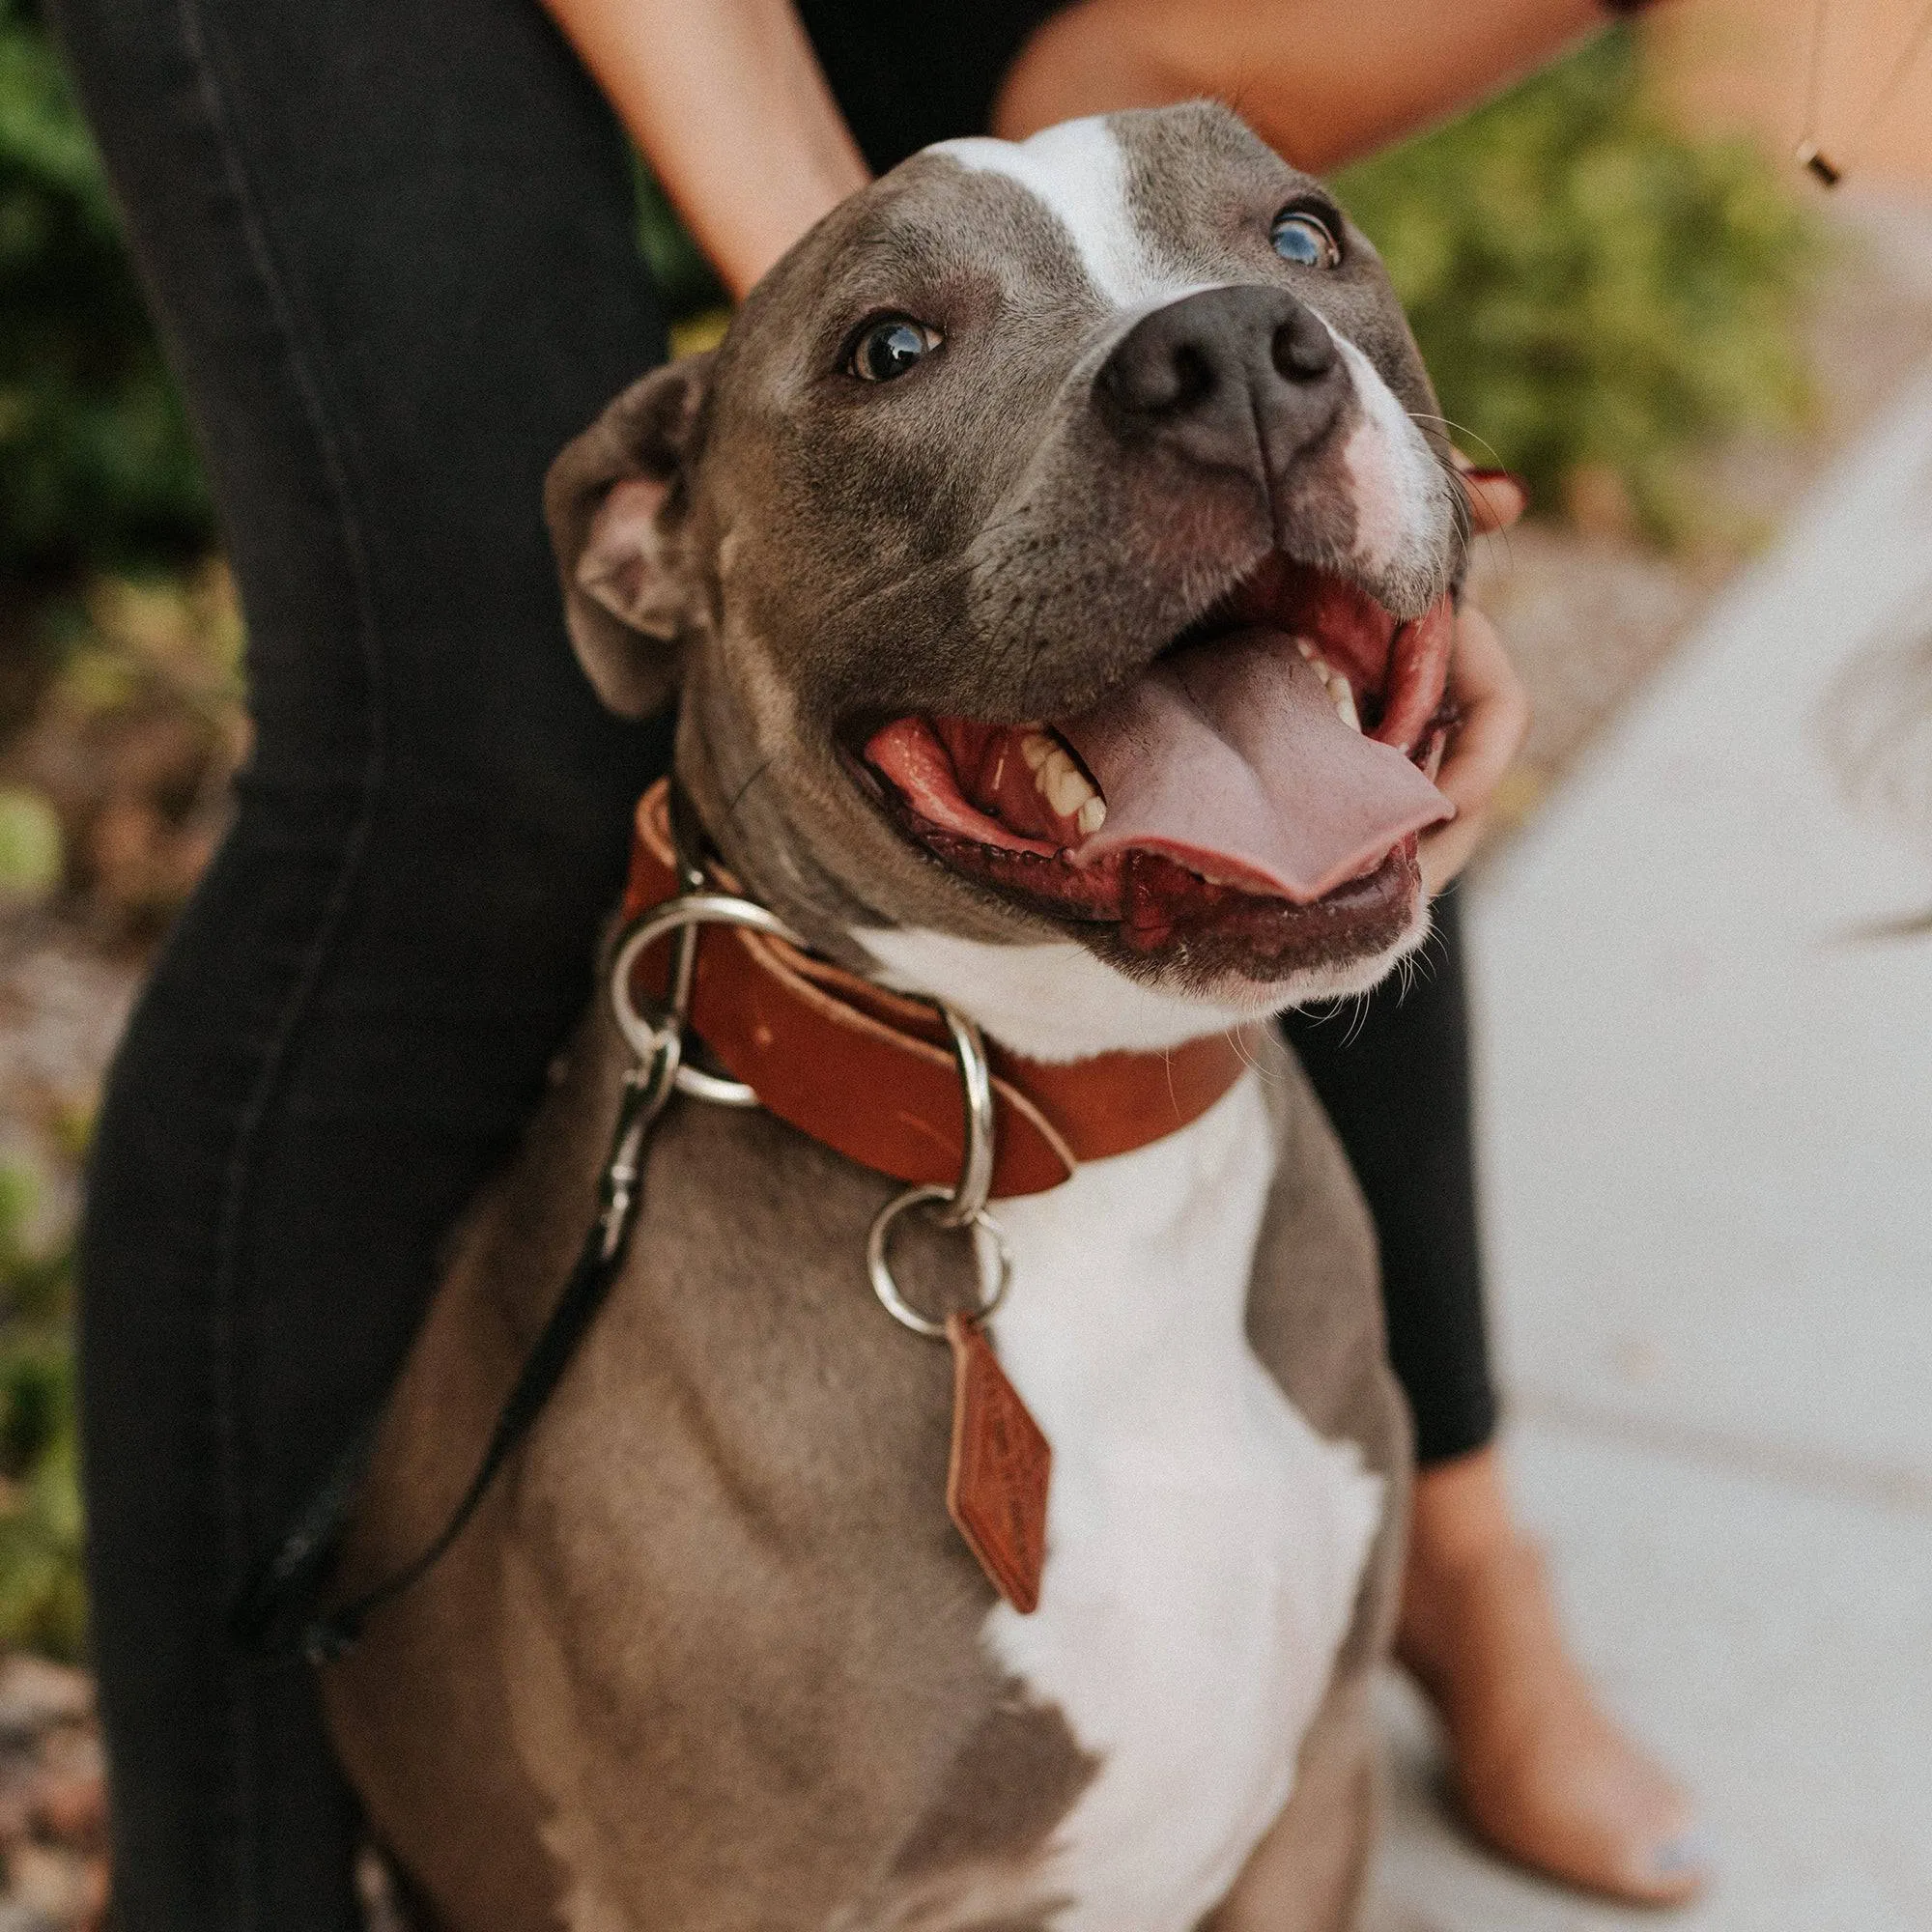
230, 1047, 676, 1663
231, 793, 712, 1666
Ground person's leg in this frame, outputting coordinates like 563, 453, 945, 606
1282, 897, 1705, 1906
46, 0, 672, 1921
1280, 894, 1496, 1468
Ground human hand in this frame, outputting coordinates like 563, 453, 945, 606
1417, 462, 1530, 897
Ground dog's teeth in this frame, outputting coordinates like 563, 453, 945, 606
1298, 647, 1363, 732
1020, 729, 1102, 823
1039, 750, 1098, 822
1019, 730, 1055, 773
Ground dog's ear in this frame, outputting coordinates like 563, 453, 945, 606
544, 353, 716, 718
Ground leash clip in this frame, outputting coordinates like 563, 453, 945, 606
596, 1037, 681, 1262
601, 882, 808, 1260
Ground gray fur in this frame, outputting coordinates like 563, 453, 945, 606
325, 102, 1430, 1929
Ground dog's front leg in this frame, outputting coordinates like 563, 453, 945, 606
1198, 1670, 1378, 1932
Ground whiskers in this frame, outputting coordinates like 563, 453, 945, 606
1291, 988, 1378, 1049
1409, 412, 1520, 585
1400, 917, 1448, 998
1282, 917, 1441, 1045
1224, 1023, 1273, 1079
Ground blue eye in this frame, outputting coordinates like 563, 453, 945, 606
849, 317, 941, 383
1270, 210, 1342, 270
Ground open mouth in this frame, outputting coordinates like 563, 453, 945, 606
860, 554, 1459, 963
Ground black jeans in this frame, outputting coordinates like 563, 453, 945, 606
1280, 894, 1495, 1469
50, 0, 1491, 1921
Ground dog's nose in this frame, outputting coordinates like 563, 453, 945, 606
1095, 286, 1344, 472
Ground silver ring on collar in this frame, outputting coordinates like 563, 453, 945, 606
609, 892, 805, 1107
867, 1186, 1013, 1339
867, 1005, 1011, 1338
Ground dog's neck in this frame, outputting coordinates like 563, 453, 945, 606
853, 925, 1264, 1064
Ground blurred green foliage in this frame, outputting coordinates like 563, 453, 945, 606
0, 783, 60, 901
0, 0, 212, 578
1337, 28, 1817, 532
0, 1159, 83, 1662
636, 162, 724, 326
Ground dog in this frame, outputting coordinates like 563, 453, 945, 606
322, 101, 1470, 1931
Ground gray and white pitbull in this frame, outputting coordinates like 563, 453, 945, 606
324, 102, 1469, 1932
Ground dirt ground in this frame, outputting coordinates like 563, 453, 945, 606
0, 1658, 105, 1932
0, 196, 1926, 1929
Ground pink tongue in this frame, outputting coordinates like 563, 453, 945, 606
1059, 629, 1453, 903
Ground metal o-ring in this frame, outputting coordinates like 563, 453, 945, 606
608, 892, 803, 1107
867, 1184, 1013, 1339
933, 1007, 995, 1228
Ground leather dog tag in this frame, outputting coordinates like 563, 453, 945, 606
945, 1314, 1051, 1614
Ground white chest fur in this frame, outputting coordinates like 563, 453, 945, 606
978, 1074, 1383, 1932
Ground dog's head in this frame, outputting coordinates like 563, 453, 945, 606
549, 103, 1466, 1059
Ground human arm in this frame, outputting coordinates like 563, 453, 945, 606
545, 0, 1622, 294
991, 0, 1610, 167
534, 0, 868, 298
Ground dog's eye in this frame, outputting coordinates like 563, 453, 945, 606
1269, 210, 1341, 270
848, 317, 942, 383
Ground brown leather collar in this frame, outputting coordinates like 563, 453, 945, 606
620, 781, 1258, 1200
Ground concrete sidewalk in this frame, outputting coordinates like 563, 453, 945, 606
1370, 367, 1932, 1929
